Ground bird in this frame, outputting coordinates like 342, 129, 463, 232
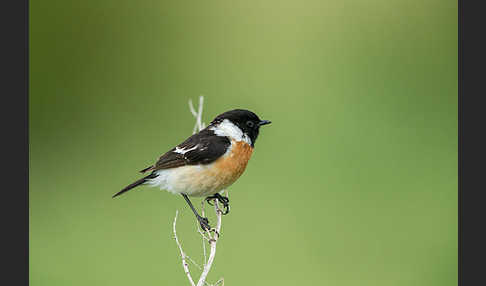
113, 109, 271, 230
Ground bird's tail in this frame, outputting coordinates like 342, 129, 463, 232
113, 173, 157, 198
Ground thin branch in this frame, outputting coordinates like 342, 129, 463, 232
173, 210, 196, 286
197, 96, 204, 130
186, 255, 202, 271
196, 201, 223, 286
188, 96, 205, 134
188, 99, 198, 117
173, 96, 225, 286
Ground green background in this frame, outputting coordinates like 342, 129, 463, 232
30, 0, 457, 285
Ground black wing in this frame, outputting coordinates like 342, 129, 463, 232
140, 129, 231, 173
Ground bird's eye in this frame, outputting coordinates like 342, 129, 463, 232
246, 121, 254, 128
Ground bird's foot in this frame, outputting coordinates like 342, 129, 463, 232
197, 215, 212, 231
205, 194, 230, 215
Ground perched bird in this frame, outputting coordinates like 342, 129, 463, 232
113, 109, 271, 230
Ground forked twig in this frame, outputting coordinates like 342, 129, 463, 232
173, 96, 225, 286
173, 210, 196, 286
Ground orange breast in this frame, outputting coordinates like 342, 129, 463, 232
211, 140, 253, 189
171, 140, 254, 197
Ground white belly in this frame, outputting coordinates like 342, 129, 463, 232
145, 164, 225, 197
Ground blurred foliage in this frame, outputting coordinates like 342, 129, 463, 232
30, 0, 457, 285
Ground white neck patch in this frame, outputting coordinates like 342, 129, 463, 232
210, 119, 252, 145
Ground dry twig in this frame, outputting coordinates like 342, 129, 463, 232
173, 96, 225, 286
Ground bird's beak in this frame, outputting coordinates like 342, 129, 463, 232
259, 120, 272, 126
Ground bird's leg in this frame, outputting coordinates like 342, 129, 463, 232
205, 193, 230, 215
182, 194, 211, 231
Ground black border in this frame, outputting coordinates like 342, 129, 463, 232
1, 0, 29, 284
459, 0, 485, 285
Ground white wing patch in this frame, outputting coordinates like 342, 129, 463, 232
209, 119, 252, 145
174, 144, 199, 155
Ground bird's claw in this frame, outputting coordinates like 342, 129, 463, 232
205, 194, 230, 215
197, 216, 211, 231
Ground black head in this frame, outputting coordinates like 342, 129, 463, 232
210, 109, 271, 146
